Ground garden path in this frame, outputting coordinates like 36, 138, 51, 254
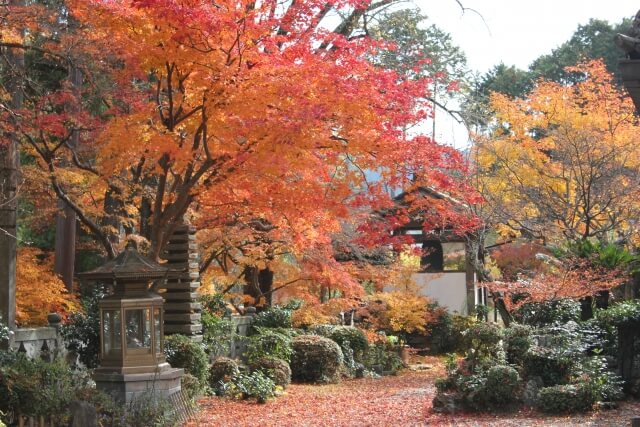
186, 356, 640, 426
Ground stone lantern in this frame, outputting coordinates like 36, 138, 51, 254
77, 241, 182, 403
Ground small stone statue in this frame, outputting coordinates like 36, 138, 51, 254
616, 10, 640, 59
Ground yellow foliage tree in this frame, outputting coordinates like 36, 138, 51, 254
475, 60, 640, 244
16, 248, 77, 326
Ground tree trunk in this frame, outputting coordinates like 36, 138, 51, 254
54, 66, 81, 290
580, 296, 594, 321
243, 266, 274, 307
0, 0, 24, 331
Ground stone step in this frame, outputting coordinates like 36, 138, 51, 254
161, 281, 200, 291
167, 233, 196, 243
163, 242, 198, 252
164, 324, 203, 334
162, 292, 199, 302
164, 313, 201, 323
162, 253, 199, 262
165, 271, 200, 280
164, 302, 202, 312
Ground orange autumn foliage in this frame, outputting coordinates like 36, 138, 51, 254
16, 248, 78, 326
359, 292, 435, 335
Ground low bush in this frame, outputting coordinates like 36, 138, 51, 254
251, 306, 292, 330
364, 341, 404, 375
219, 371, 276, 403
537, 384, 595, 413
244, 327, 293, 363
209, 357, 240, 391
291, 335, 343, 383
328, 326, 368, 362
485, 365, 520, 405
464, 322, 503, 369
201, 312, 235, 359
504, 324, 533, 365
164, 334, 209, 385
0, 353, 76, 423
249, 357, 291, 388
426, 310, 477, 354
523, 348, 573, 386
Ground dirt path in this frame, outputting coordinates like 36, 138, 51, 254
186, 357, 640, 426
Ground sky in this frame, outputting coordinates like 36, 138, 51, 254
413, 0, 640, 146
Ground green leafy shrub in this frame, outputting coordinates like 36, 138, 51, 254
0, 353, 78, 423
249, 357, 291, 388
209, 357, 239, 384
180, 373, 202, 400
201, 312, 235, 359
251, 306, 292, 330
537, 384, 595, 413
59, 286, 105, 368
164, 334, 209, 385
291, 335, 343, 383
244, 327, 293, 363
595, 299, 640, 327
504, 324, 533, 365
463, 322, 503, 369
364, 341, 404, 375
426, 310, 477, 354
523, 348, 573, 386
219, 371, 276, 403
514, 299, 581, 327
574, 356, 624, 403
485, 365, 520, 405
328, 326, 368, 362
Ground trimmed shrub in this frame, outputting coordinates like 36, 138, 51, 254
249, 357, 291, 388
485, 365, 520, 405
537, 384, 595, 413
464, 322, 503, 369
364, 341, 404, 375
251, 306, 292, 330
291, 335, 343, 383
164, 334, 209, 384
209, 357, 240, 389
523, 349, 572, 386
328, 326, 368, 362
504, 324, 533, 365
220, 371, 276, 403
244, 327, 293, 363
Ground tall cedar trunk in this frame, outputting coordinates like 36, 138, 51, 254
0, 0, 24, 331
54, 66, 81, 290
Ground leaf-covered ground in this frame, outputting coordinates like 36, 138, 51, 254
186, 357, 640, 426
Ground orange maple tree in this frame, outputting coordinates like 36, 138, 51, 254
4, 0, 478, 303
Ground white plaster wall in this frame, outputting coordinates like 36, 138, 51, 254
412, 272, 468, 314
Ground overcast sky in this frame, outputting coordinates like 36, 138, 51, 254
420, 0, 639, 73
412, 0, 639, 147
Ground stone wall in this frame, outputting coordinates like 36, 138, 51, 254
8, 325, 67, 362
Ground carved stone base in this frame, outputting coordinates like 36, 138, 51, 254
93, 367, 183, 404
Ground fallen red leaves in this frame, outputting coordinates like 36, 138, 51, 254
186, 356, 640, 427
